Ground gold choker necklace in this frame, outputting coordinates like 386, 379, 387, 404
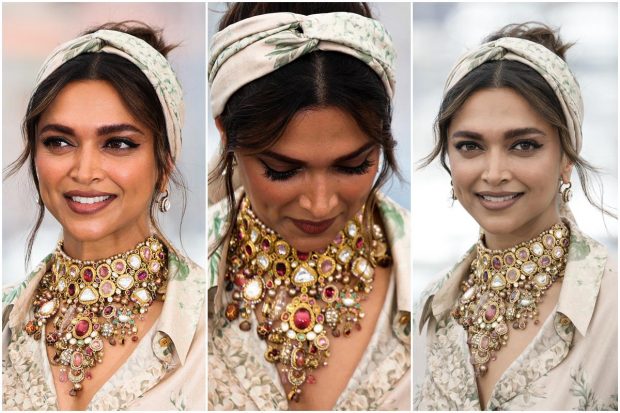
224, 197, 391, 402
25, 236, 168, 396
452, 222, 570, 376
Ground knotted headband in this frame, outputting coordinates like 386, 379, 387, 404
208, 12, 396, 118
444, 37, 583, 153
35, 29, 184, 161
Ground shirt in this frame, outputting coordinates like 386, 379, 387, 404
208, 191, 411, 410
2, 247, 206, 411
414, 219, 618, 410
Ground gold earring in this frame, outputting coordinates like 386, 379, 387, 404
559, 181, 572, 203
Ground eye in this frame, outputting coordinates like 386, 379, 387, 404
104, 138, 139, 150
511, 140, 543, 151
334, 158, 374, 175
260, 160, 300, 182
454, 141, 482, 152
42, 137, 72, 151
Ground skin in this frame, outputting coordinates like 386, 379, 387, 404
35, 80, 166, 409
217, 106, 380, 252
447, 87, 572, 406
216, 106, 392, 409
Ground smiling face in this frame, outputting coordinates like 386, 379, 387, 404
229, 106, 379, 252
447, 87, 572, 249
35, 80, 160, 258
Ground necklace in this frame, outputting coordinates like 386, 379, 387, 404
452, 222, 570, 376
25, 236, 168, 396
224, 197, 391, 402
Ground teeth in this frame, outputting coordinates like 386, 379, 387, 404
481, 194, 519, 202
71, 195, 111, 204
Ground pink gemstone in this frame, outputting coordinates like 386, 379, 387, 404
324, 286, 335, 299
334, 233, 343, 245
484, 305, 497, 322
275, 263, 286, 277
321, 260, 333, 274
355, 237, 364, 249
103, 305, 114, 316
492, 257, 501, 270
262, 239, 270, 251
158, 251, 165, 259
293, 308, 311, 330
518, 250, 528, 260
93, 323, 100, 331
59, 371, 68, 383
318, 337, 327, 346
482, 271, 489, 283
505, 255, 514, 266
85, 347, 93, 356
142, 248, 151, 260
297, 252, 309, 261
137, 270, 148, 281
75, 320, 90, 337
101, 281, 114, 295
295, 350, 305, 368
316, 314, 324, 323
98, 266, 109, 278
540, 256, 551, 267
115, 262, 125, 272
86, 371, 92, 380
73, 352, 83, 367
480, 336, 489, 349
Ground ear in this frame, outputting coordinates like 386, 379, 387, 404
215, 116, 226, 146
560, 156, 574, 184
159, 155, 174, 192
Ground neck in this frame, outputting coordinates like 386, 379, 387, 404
62, 224, 152, 261
483, 210, 562, 250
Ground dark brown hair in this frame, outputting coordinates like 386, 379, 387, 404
422, 22, 614, 218
4, 20, 187, 267
209, 3, 399, 255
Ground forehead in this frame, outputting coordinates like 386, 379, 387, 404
267, 106, 372, 160
450, 87, 553, 134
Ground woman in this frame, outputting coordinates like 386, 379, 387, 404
414, 23, 617, 410
2, 22, 205, 410
208, 3, 410, 410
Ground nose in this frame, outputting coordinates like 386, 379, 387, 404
298, 173, 338, 219
481, 149, 511, 186
69, 145, 103, 184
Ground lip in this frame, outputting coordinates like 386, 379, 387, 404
291, 217, 337, 235
64, 191, 117, 215
476, 191, 524, 211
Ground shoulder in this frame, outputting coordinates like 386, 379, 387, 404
376, 192, 409, 242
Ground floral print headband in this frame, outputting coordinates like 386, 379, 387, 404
35, 29, 185, 161
444, 37, 584, 153
208, 12, 396, 118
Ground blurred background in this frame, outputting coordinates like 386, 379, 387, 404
206, 2, 412, 211
2, 3, 206, 285
412, 2, 618, 302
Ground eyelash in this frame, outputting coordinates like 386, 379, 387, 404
41, 137, 139, 151
260, 158, 374, 182
454, 140, 543, 152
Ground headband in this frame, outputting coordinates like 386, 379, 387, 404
208, 12, 396, 118
444, 37, 583, 153
35, 29, 184, 161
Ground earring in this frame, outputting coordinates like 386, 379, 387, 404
158, 189, 171, 213
559, 181, 572, 203
450, 180, 457, 201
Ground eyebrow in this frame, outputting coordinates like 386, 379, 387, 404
451, 127, 546, 140
38, 123, 144, 136
261, 142, 376, 165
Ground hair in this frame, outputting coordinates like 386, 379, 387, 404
421, 21, 615, 218
209, 3, 399, 255
3, 20, 187, 268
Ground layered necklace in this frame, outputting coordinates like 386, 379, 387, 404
224, 197, 391, 402
25, 236, 168, 396
452, 222, 570, 376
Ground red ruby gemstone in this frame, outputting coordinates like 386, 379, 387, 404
297, 252, 309, 261
85, 347, 93, 356
234, 274, 246, 287
75, 320, 90, 338
98, 266, 109, 278
158, 251, 165, 259
293, 308, 311, 330
275, 263, 286, 277
137, 270, 148, 281
484, 305, 497, 322
245, 245, 253, 256
262, 239, 270, 251
492, 257, 501, 270
356, 237, 364, 249
83, 269, 93, 282
324, 286, 335, 299
68, 283, 76, 296
103, 306, 114, 316
295, 350, 305, 368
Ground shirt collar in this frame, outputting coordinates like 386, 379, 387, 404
155, 251, 205, 365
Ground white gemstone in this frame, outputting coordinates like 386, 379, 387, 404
79, 287, 98, 303
337, 247, 353, 264
342, 297, 355, 307
491, 275, 506, 289
522, 262, 537, 275
57, 279, 67, 293
117, 275, 134, 290
306, 331, 316, 341
313, 323, 323, 334
128, 254, 141, 270
257, 253, 270, 270
243, 279, 263, 300
286, 329, 296, 339
281, 322, 289, 332
535, 273, 549, 286
118, 313, 131, 323
132, 288, 151, 304
250, 228, 259, 243
531, 242, 544, 256
84, 337, 92, 344
39, 299, 57, 316
347, 222, 358, 238
555, 229, 563, 238
293, 266, 316, 285
149, 261, 161, 272
519, 298, 532, 307
277, 245, 287, 256
553, 246, 564, 258
461, 286, 476, 303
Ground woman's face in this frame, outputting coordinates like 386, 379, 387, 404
231, 106, 380, 252
447, 87, 572, 249
35, 80, 159, 256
